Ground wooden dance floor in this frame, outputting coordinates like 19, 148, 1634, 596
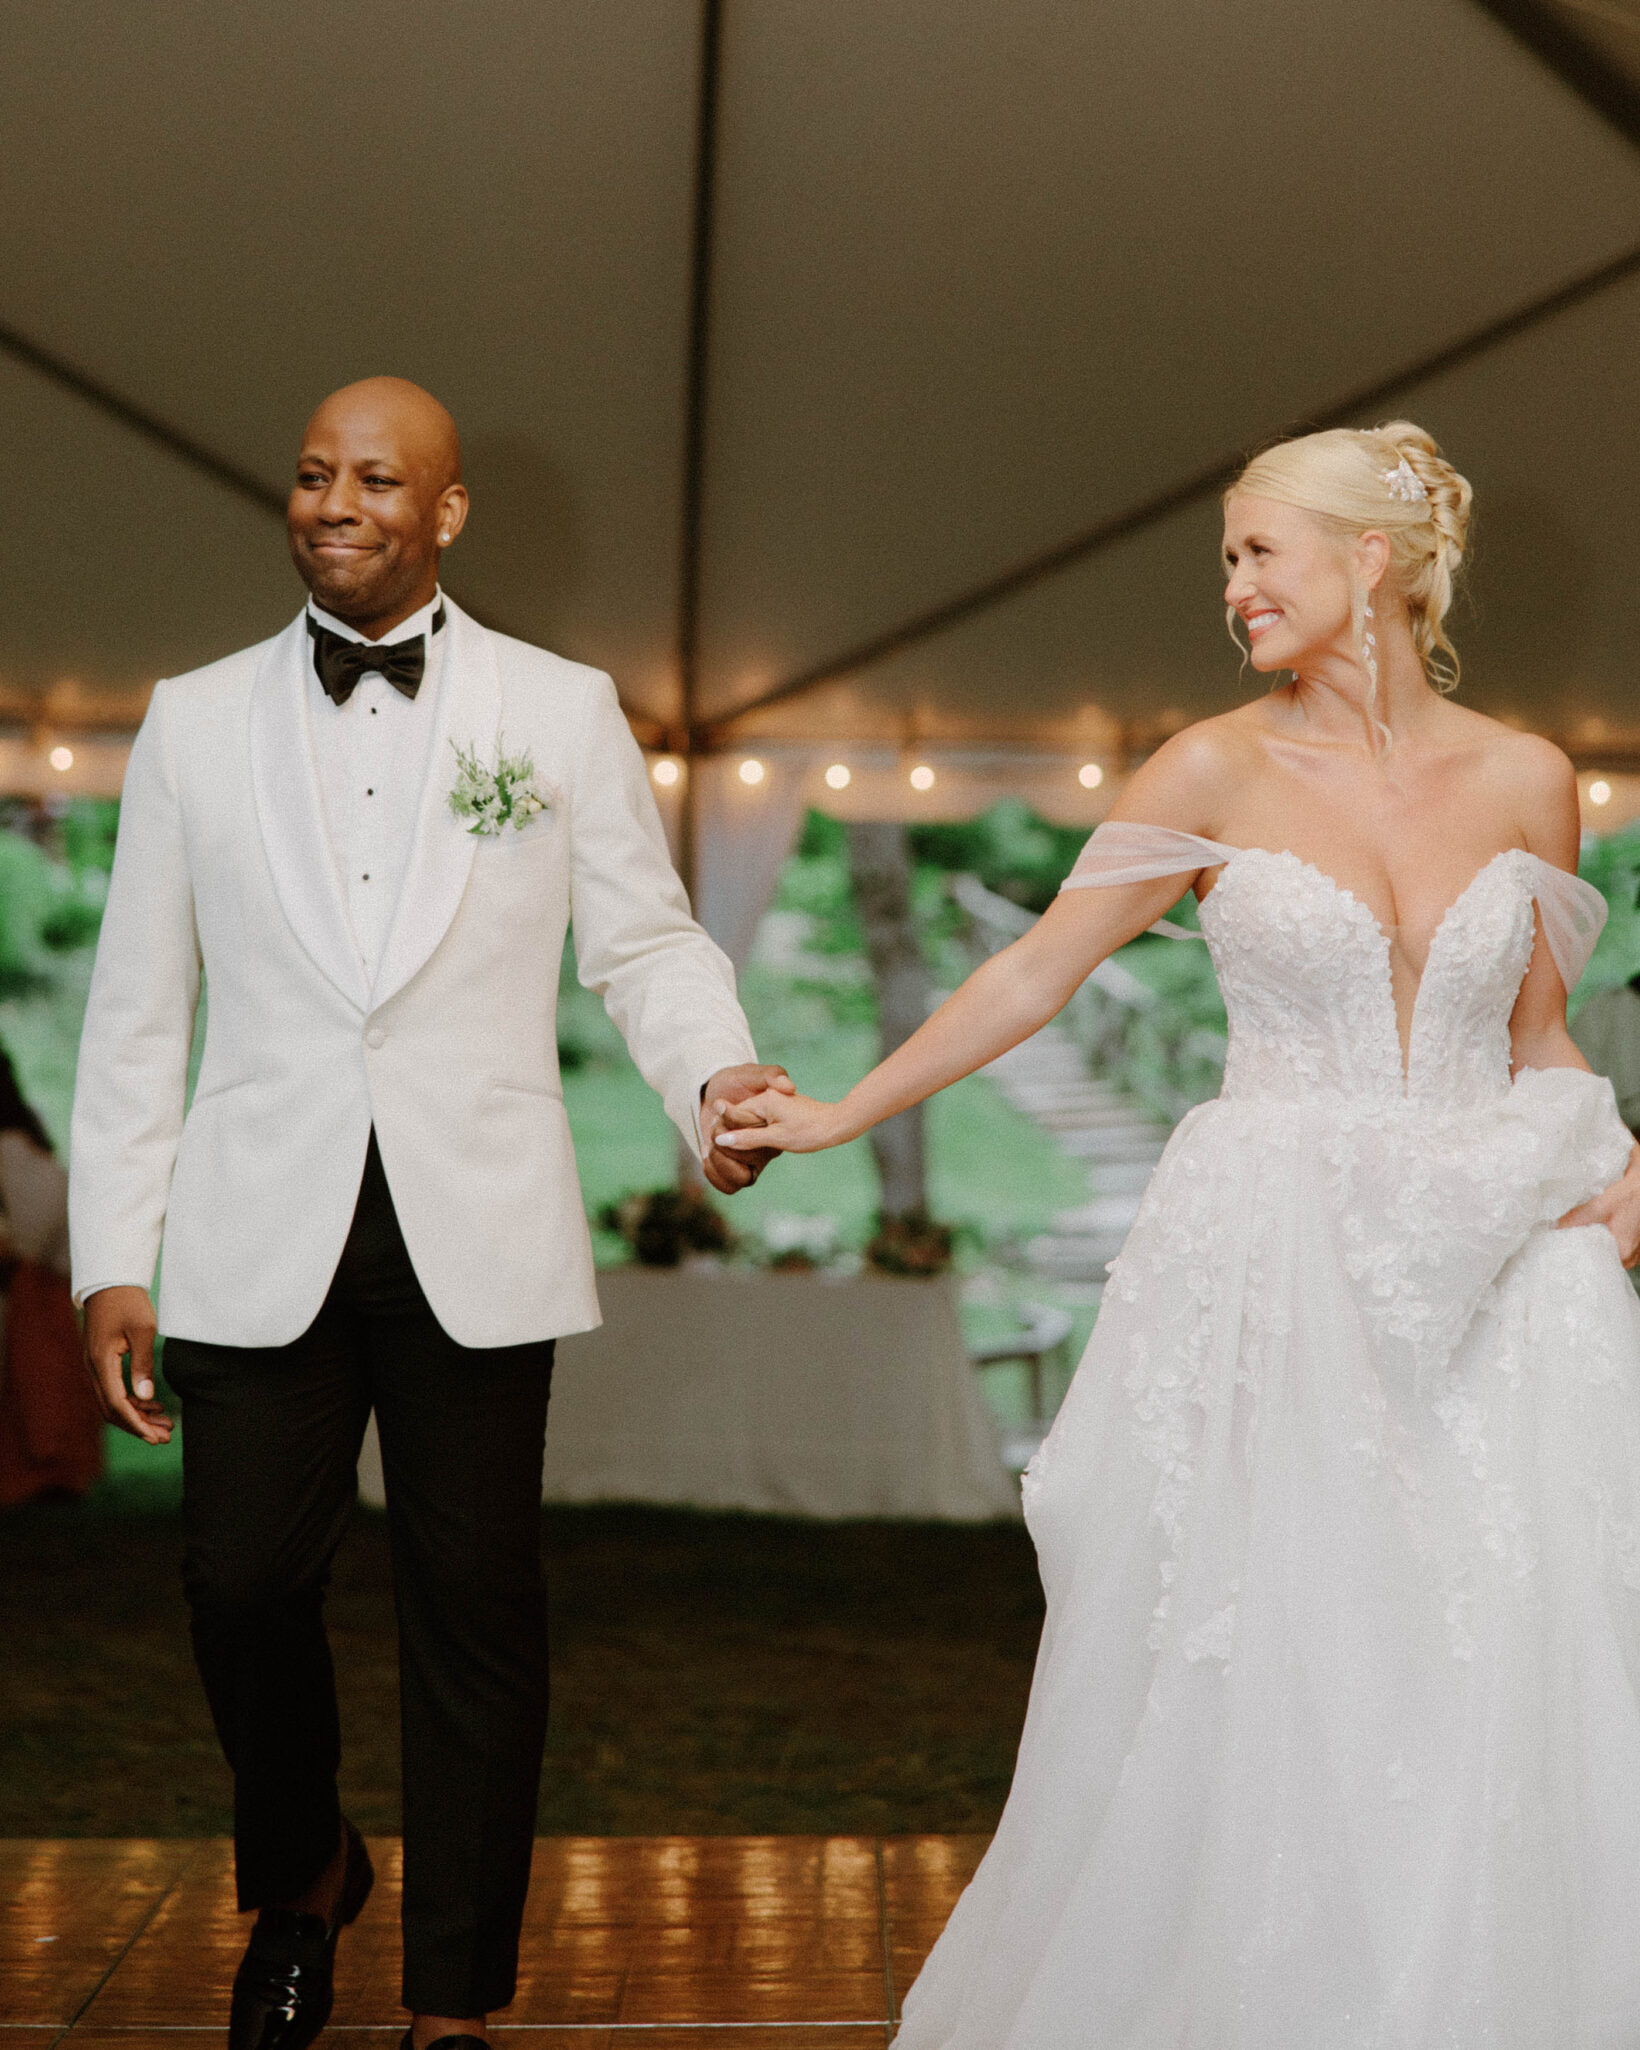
0, 1837, 987, 2047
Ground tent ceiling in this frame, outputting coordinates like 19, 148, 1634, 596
1, 0, 1639, 763
0, 1, 700, 712
733, 265, 1640, 756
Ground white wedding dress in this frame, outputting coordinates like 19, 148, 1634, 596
897, 825, 1640, 2050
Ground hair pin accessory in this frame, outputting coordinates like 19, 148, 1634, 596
1383, 456, 1428, 504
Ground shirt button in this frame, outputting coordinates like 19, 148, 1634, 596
365, 1026, 386, 1050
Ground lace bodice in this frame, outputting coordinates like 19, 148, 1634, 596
1062, 825, 1609, 1110
1054, 822, 1631, 1396
1204, 846, 1536, 1105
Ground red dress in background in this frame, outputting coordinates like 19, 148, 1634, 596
0, 1129, 102, 1506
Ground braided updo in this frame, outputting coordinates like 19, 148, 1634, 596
1230, 422, 1473, 689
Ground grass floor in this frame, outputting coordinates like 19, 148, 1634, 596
0, 1498, 1043, 1839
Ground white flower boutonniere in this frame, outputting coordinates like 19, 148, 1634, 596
448, 736, 552, 837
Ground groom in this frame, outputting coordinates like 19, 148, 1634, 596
70, 378, 788, 2050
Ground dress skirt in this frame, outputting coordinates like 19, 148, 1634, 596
897, 1080, 1640, 2050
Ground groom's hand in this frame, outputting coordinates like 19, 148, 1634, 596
701, 1064, 796, 1193
83, 1285, 172, 1444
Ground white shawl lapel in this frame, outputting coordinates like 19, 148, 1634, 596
369, 598, 498, 1011
248, 614, 371, 1013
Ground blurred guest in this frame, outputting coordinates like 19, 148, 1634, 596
0, 1050, 100, 1506
1571, 970, 1640, 1133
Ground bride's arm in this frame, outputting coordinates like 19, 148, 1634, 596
1506, 736, 1640, 1263
717, 730, 1231, 1155
1510, 741, 1606, 1079
1527, 992, 1640, 1261
719, 873, 1209, 1154
1508, 938, 1602, 1077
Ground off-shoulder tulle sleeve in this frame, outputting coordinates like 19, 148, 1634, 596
1060, 821, 1242, 889
1526, 856, 1607, 995
1058, 821, 1242, 938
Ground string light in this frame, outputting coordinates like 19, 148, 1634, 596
1590, 779, 1613, 806
824, 763, 851, 790
1078, 763, 1104, 789
909, 764, 935, 791
651, 757, 681, 787
48, 746, 73, 773
738, 758, 766, 786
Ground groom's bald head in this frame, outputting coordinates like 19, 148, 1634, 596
306, 377, 463, 489
288, 376, 468, 637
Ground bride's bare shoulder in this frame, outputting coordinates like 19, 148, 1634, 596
1455, 709, 1574, 799
1444, 706, 1578, 856
1113, 708, 1267, 830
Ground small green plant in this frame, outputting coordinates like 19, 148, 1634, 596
61, 798, 119, 879
597, 1186, 736, 1267
0, 827, 108, 991
865, 1208, 955, 1277
1575, 823, 1640, 1013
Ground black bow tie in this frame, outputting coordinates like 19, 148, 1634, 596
308, 606, 444, 705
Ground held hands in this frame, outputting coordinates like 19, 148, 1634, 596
1559, 1144, 1640, 1267
714, 1086, 852, 1157
700, 1064, 798, 1193
82, 1284, 171, 1444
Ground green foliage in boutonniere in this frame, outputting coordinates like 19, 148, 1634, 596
448, 736, 551, 837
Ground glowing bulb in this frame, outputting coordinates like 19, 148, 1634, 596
909, 764, 935, 791
48, 746, 73, 773
738, 757, 766, 786
651, 757, 681, 787
1590, 778, 1613, 806
824, 763, 851, 790
1078, 762, 1104, 790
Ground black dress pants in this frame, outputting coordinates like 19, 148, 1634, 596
163, 1135, 555, 2017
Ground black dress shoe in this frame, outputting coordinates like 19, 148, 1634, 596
229, 1822, 374, 2050
399, 2037, 488, 2050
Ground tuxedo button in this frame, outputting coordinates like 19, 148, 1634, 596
365, 1026, 386, 1049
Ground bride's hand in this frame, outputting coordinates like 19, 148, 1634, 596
1559, 1145, 1640, 1267
711, 1087, 852, 1156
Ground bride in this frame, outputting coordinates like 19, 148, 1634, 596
719, 422, 1640, 2048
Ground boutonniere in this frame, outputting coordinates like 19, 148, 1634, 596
447, 736, 553, 837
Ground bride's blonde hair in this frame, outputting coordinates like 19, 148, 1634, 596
1228, 421, 1473, 690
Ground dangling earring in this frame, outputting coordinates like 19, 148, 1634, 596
1361, 598, 1379, 697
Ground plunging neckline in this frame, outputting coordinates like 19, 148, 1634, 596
1215, 845, 1524, 1093
1237, 845, 1518, 960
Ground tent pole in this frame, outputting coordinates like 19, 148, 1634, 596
677, 0, 726, 905
674, 0, 726, 1194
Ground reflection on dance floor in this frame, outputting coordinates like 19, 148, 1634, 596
0, 1834, 987, 2045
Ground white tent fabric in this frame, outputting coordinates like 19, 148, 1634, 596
689, 751, 818, 968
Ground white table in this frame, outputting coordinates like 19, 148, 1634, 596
358, 1266, 1019, 1522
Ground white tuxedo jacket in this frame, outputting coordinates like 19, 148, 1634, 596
68, 600, 758, 1348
